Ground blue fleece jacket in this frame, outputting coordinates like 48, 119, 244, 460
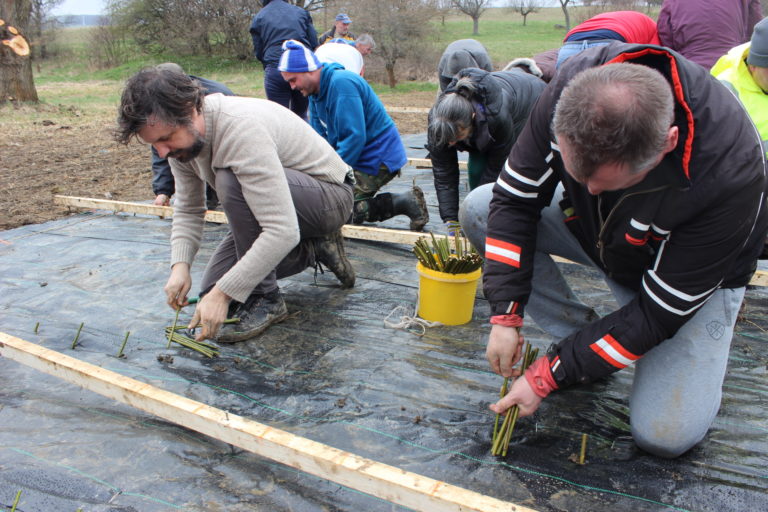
309, 63, 406, 176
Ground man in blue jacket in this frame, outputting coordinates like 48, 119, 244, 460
278, 40, 429, 231
249, 0, 318, 120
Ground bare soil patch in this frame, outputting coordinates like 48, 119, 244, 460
0, 90, 434, 232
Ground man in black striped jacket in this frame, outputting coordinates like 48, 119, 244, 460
459, 43, 768, 458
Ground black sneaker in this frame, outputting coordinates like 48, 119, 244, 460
313, 229, 355, 288
216, 290, 288, 343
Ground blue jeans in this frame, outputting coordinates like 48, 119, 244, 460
264, 66, 309, 121
556, 40, 614, 68
460, 183, 746, 458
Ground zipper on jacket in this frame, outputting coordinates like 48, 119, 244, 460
596, 185, 672, 268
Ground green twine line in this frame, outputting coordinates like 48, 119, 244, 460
107, 367, 702, 511
6, 447, 184, 509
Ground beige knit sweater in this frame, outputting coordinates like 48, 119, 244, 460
169, 94, 351, 302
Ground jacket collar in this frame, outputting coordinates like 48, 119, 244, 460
314, 62, 343, 102
605, 47, 695, 182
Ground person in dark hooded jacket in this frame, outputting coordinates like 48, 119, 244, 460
437, 39, 493, 92
426, 68, 546, 226
249, 0, 318, 119
460, 43, 767, 458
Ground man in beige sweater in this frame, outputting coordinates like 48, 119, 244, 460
116, 66, 355, 342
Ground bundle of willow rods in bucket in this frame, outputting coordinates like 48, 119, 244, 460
413, 231, 483, 274
491, 342, 539, 456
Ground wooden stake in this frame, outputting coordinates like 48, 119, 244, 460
117, 331, 130, 358
34, 321, 39, 334
71, 322, 84, 349
10, 489, 21, 511
579, 433, 588, 465
0, 333, 531, 512
167, 308, 180, 349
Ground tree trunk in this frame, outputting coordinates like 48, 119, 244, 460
0, 0, 38, 102
522, 14, 527, 26
472, 16, 479, 35
386, 62, 396, 88
560, 2, 571, 31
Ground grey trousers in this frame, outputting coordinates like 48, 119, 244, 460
460, 183, 745, 458
200, 168, 354, 298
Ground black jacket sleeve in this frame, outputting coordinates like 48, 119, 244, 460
151, 147, 174, 197
304, 11, 319, 50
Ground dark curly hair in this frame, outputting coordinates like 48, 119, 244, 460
115, 65, 205, 145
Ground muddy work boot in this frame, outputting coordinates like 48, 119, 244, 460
392, 185, 429, 231
352, 186, 429, 232
313, 229, 355, 288
216, 290, 288, 343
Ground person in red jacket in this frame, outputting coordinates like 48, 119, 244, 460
459, 43, 767, 458
557, 10, 660, 68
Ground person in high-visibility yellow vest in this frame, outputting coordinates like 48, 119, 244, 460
712, 17, 768, 258
712, 17, 768, 157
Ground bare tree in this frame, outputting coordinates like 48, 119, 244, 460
451, 0, 491, 35
353, 0, 437, 88
289, 0, 327, 10
89, 15, 129, 69
558, 0, 571, 31
509, 0, 538, 26
436, 0, 453, 26
109, 0, 258, 58
644, 0, 662, 13
1, 0, 38, 102
28, 0, 60, 59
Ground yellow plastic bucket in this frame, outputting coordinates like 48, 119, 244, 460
416, 262, 482, 325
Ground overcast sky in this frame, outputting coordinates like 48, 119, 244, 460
52, 0, 107, 16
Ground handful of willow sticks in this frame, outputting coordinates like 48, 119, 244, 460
164, 325, 221, 358
413, 231, 483, 274
491, 342, 539, 456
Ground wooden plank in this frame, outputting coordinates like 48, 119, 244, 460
52, 195, 768, 287
53, 195, 440, 246
407, 157, 468, 171
54, 195, 228, 224
0, 333, 529, 512
384, 105, 431, 114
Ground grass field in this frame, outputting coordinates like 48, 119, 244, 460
32, 8, 578, 95
20, 6, 659, 109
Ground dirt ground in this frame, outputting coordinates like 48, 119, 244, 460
0, 91, 434, 232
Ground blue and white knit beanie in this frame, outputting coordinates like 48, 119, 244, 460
329, 38, 356, 46
278, 40, 321, 73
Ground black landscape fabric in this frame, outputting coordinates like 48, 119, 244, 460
1, 154, 766, 512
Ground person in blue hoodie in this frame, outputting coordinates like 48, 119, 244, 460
249, 0, 318, 120
278, 40, 429, 231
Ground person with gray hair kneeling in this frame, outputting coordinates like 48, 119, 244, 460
459, 43, 767, 458
426, 67, 545, 229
